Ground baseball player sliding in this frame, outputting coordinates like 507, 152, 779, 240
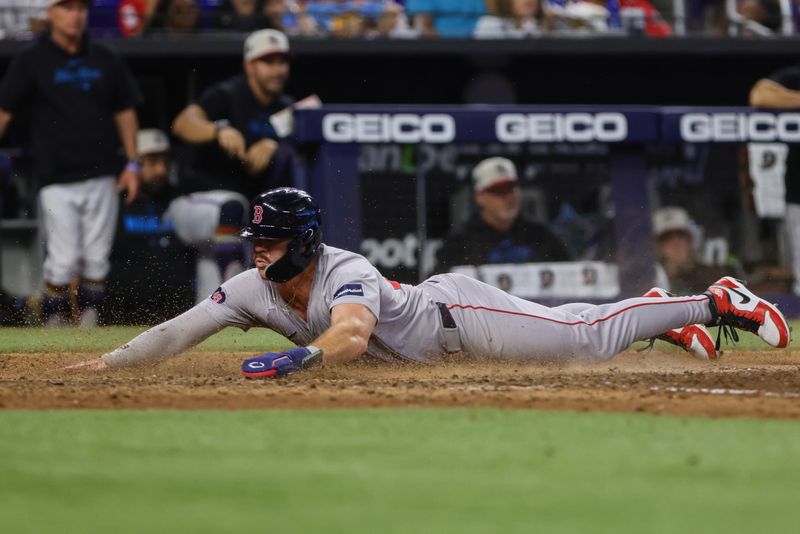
66, 188, 791, 377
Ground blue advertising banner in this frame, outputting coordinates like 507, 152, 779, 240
295, 106, 661, 145
662, 107, 800, 143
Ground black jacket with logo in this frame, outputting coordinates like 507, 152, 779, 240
0, 32, 141, 185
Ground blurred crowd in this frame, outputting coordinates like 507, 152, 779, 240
0, 0, 798, 40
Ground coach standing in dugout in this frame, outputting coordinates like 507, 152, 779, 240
172, 28, 295, 204
0, 0, 142, 326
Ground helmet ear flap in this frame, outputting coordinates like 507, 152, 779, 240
299, 228, 314, 244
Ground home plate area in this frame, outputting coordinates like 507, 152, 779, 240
1, 349, 799, 419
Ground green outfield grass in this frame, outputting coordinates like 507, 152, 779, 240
2, 320, 800, 353
1, 409, 799, 534
0, 326, 290, 353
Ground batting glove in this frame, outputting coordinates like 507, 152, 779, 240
241, 345, 323, 379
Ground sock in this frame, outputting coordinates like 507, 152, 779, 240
212, 242, 244, 281
213, 200, 246, 281
77, 281, 105, 313
42, 286, 70, 322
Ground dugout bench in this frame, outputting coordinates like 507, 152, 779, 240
294, 105, 800, 316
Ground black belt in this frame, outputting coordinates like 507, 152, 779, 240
436, 302, 462, 353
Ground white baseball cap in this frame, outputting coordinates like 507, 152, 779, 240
652, 206, 691, 237
472, 157, 519, 193
137, 129, 170, 158
244, 29, 290, 62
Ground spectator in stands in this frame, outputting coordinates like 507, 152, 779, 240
406, 0, 487, 37
544, 0, 671, 36
737, 0, 781, 34
474, 0, 543, 38
750, 65, 800, 294
686, 0, 725, 34
370, 1, 418, 38
0, 0, 141, 326
0, 0, 49, 39
146, 0, 201, 34
171, 28, 296, 296
619, 0, 671, 35
117, 0, 161, 37
436, 157, 571, 273
652, 207, 728, 294
261, 0, 288, 30
301, 0, 388, 36
213, 0, 275, 31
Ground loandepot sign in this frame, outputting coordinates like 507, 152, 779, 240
680, 113, 800, 142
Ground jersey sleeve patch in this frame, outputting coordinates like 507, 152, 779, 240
333, 283, 364, 300
210, 287, 226, 304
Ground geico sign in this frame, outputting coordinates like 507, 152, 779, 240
496, 113, 628, 143
680, 113, 800, 142
322, 113, 456, 143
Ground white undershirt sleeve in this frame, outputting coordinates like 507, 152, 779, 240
101, 305, 226, 368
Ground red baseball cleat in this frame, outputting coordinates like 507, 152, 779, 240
705, 277, 791, 349
642, 287, 718, 360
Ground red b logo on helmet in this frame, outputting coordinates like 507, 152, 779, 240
253, 205, 263, 224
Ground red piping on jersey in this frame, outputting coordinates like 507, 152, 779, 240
446, 296, 710, 327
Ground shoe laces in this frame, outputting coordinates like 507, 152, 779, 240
713, 321, 740, 351
637, 337, 657, 353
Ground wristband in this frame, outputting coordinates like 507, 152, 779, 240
213, 119, 231, 140
303, 345, 324, 369
125, 161, 140, 173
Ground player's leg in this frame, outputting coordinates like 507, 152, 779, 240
423, 273, 712, 361
551, 302, 596, 314
78, 176, 119, 326
212, 195, 248, 280
559, 290, 717, 360
785, 202, 800, 295
39, 182, 82, 325
165, 191, 248, 301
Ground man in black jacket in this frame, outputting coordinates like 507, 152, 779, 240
437, 157, 570, 273
0, 0, 141, 325
171, 28, 296, 296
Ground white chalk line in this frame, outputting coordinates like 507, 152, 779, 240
461, 384, 800, 399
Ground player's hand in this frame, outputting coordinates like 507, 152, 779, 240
241, 346, 322, 379
117, 168, 139, 205
63, 358, 110, 373
244, 138, 279, 174
217, 126, 246, 159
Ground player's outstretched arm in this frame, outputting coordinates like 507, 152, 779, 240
64, 305, 227, 372
241, 303, 377, 379
312, 303, 378, 364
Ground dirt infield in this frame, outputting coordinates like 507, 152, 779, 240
2, 348, 799, 419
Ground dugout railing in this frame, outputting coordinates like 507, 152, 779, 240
294, 105, 800, 315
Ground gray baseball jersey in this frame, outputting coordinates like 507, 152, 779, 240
196, 244, 714, 363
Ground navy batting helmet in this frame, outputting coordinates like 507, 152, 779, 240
241, 187, 322, 283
